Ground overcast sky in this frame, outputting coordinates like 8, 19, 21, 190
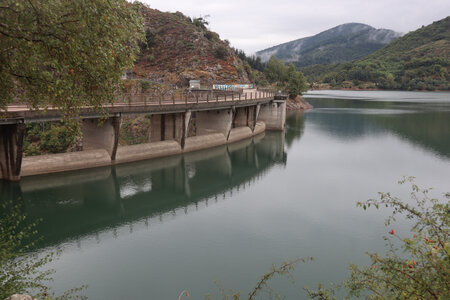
140, 0, 450, 54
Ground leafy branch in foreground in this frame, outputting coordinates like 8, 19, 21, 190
0, 200, 86, 299
205, 257, 313, 300
307, 176, 449, 300
0, 0, 144, 115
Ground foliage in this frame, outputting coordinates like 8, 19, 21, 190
233, 48, 265, 72
287, 64, 308, 99
301, 17, 450, 91
139, 80, 151, 91
0, 201, 49, 298
265, 56, 287, 83
145, 54, 155, 63
264, 57, 308, 97
0, 201, 86, 299
24, 121, 80, 155
205, 257, 313, 300
257, 23, 399, 68
145, 29, 156, 48
40, 124, 78, 153
0, 0, 144, 115
192, 16, 209, 29
119, 115, 151, 145
215, 45, 229, 60
306, 177, 450, 299
204, 31, 217, 41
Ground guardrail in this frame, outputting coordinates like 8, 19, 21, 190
113, 90, 275, 107
3, 91, 277, 116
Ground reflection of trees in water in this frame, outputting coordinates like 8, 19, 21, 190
305, 98, 450, 158
285, 111, 306, 148
305, 110, 383, 139
5, 133, 286, 249
372, 112, 450, 158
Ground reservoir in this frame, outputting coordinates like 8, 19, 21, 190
1, 90, 449, 299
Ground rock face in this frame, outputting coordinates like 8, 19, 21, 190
256, 23, 401, 67
286, 95, 313, 111
133, 5, 251, 87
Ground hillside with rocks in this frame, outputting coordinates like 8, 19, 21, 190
132, 5, 251, 87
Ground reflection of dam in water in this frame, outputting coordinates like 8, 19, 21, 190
4, 131, 287, 248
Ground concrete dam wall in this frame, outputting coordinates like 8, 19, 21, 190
1, 100, 286, 180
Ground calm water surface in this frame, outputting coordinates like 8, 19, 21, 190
1, 90, 449, 299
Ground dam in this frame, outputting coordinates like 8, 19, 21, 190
1, 90, 287, 181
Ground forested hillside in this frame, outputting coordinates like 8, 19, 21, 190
302, 17, 450, 90
256, 23, 400, 67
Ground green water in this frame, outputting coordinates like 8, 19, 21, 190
1, 90, 449, 299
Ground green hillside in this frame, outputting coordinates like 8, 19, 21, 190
256, 23, 400, 67
302, 17, 450, 91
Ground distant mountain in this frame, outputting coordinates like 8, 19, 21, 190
256, 23, 401, 67
302, 16, 450, 91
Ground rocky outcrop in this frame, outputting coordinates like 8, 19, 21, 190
133, 5, 251, 87
286, 95, 313, 111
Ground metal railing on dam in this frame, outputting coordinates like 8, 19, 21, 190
0, 90, 287, 181
2, 90, 277, 123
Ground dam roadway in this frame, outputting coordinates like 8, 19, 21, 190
0, 90, 287, 181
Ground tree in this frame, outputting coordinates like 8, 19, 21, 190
265, 56, 286, 83
192, 15, 209, 29
264, 58, 307, 96
0, 0, 144, 115
287, 64, 307, 99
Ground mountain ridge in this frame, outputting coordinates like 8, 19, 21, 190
256, 23, 402, 67
301, 16, 450, 91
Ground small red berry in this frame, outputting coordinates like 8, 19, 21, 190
389, 229, 395, 235
409, 265, 413, 269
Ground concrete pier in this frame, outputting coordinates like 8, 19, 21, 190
258, 100, 286, 131
0, 123, 25, 181
196, 109, 233, 137
82, 116, 121, 160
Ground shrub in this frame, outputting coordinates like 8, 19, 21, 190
41, 126, 72, 153
193, 17, 209, 29
307, 177, 450, 299
24, 142, 41, 156
214, 45, 229, 60
140, 80, 151, 92
204, 31, 215, 41
145, 29, 156, 48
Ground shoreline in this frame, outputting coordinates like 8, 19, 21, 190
286, 95, 313, 111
